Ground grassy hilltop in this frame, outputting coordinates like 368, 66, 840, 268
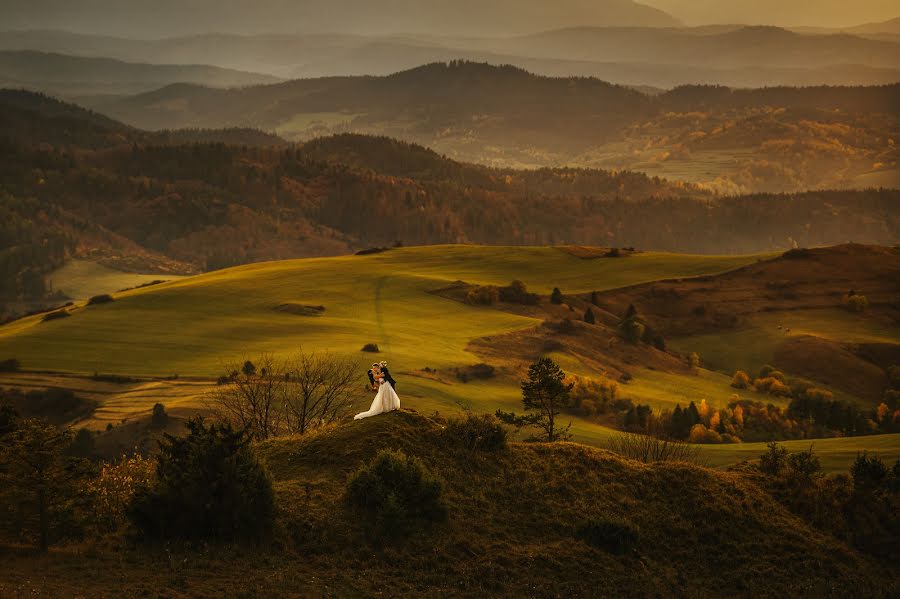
2, 410, 895, 598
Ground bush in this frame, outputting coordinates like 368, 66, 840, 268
150, 403, 168, 429
455, 363, 495, 383
550, 287, 563, 304
128, 418, 275, 542
754, 376, 791, 396
760, 442, 788, 476
442, 412, 507, 451
0, 358, 20, 372
87, 294, 114, 305
361, 343, 380, 353
499, 280, 539, 305
887, 365, 900, 389
605, 431, 703, 464
67, 428, 95, 458
575, 516, 639, 554
621, 319, 644, 344
465, 285, 500, 305
41, 310, 70, 322
346, 449, 446, 540
844, 293, 869, 313
584, 307, 595, 324
88, 453, 155, 532
731, 370, 751, 389
786, 447, 822, 480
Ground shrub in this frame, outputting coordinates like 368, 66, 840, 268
605, 431, 703, 464
687, 352, 700, 373
575, 516, 638, 554
758, 364, 777, 379
754, 376, 791, 396
465, 285, 500, 305
41, 310, 70, 322
0, 358, 20, 372
584, 307, 595, 324
87, 294, 114, 305
88, 453, 155, 532
442, 412, 507, 452
128, 418, 275, 542
760, 442, 788, 476
550, 287, 563, 304
455, 363, 495, 383
67, 428, 95, 458
621, 319, 645, 344
731, 370, 751, 389
345, 449, 446, 539
499, 280, 539, 305
786, 447, 822, 480
844, 293, 869, 313
150, 403, 168, 429
361, 343, 380, 353
887, 365, 900, 389
688, 424, 722, 444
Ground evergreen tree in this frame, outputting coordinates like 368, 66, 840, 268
584, 307, 596, 324
496, 358, 573, 442
550, 287, 563, 305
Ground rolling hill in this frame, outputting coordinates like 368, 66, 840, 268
0, 244, 897, 470
0, 50, 280, 98
84, 61, 900, 191
1, 410, 896, 597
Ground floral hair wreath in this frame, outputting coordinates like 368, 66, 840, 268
379, 361, 388, 367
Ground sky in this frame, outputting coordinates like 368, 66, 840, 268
642, 0, 899, 28
0, 0, 896, 36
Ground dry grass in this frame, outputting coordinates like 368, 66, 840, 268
1, 411, 895, 597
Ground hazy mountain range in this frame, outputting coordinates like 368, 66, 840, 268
0, 50, 280, 97
2, 25, 898, 91
0, 0, 680, 38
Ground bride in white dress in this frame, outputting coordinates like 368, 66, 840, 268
354, 363, 400, 420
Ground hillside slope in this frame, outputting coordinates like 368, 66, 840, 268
1, 411, 893, 597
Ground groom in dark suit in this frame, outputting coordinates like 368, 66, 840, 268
380, 361, 397, 391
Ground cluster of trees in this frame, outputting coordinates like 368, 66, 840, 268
465, 279, 539, 306
756, 444, 899, 561
730, 364, 900, 438
618, 304, 666, 350
624, 387, 898, 445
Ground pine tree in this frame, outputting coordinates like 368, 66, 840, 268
550, 287, 563, 305
496, 358, 573, 442
584, 307, 596, 324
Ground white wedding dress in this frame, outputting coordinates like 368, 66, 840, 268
353, 378, 401, 420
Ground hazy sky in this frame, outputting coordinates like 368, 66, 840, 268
643, 0, 898, 28
0, 0, 896, 36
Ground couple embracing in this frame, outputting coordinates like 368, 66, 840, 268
354, 361, 400, 420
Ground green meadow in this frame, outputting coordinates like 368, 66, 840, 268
1, 245, 897, 470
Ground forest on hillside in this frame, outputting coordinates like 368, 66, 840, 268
1, 90, 898, 309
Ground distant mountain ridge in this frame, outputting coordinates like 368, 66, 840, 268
0, 50, 280, 97
0, 0, 680, 37
1, 24, 897, 89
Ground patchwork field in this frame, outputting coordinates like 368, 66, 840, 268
1, 244, 898, 471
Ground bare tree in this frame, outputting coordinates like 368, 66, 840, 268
209, 355, 285, 441
209, 351, 362, 439
281, 351, 360, 435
